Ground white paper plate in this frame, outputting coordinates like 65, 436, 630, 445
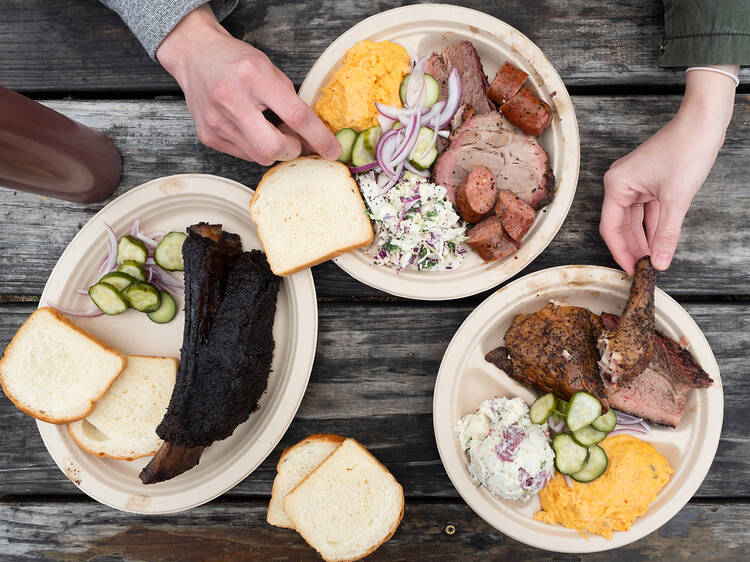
37, 174, 317, 514
299, 4, 580, 300
433, 265, 723, 552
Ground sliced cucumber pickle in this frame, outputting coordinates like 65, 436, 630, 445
399, 73, 441, 108
571, 424, 607, 447
362, 126, 382, 153
571, 445, 609, 483
88, 282, 128, 315
529, 393, 556, 425
122, 281, 161, 313
116, 235, 148, 265
154, 232, 187, 271
335, 128, 357, 164
566, 391, 603, 432
99, 271, 136, 292
552, 433, 590, 475
117, 260, 146, 281
147, 291, 177, 324
408, 127, 438, 170
351, 131, 376, 167
592, 408, 617, 432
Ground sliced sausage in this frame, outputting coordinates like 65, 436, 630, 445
466, 215, 520, 262
495, 190, 536, 242
455, 165, 497, 223
488, 61, 529, 106
500, 85, 553, 136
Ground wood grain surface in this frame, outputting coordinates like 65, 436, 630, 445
1, 500, 747, 561
0, 96, 748, 299
1, 0, 748, 94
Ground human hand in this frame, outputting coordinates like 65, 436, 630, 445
155, 5, 340, 166
599, 66, 737, 274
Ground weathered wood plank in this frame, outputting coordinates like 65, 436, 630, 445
1, 96, 748, 298
1, 302, 747, 498
1, 0, 748, 94
0, 499, 747, 561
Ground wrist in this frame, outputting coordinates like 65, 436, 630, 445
679, 65, 737, 130
156, 4, 229, 81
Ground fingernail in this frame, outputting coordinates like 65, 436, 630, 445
652, 252, 672, 270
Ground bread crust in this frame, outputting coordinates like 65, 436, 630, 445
249, 156, 374, 277
67, 355, 179, 461
268, 433, 345, 529
0, 307, 127, 424
283, 437, 405, 562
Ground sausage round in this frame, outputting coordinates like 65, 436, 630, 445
488, 61, 529, 106
455, 165, 497, 223
494, 190, 536, 242
500, 85, 553, 136
466, 215, 520, 262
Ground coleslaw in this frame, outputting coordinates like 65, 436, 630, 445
357, 173, 466, 271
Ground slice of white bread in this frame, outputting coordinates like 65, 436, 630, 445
283, 438, 404, 562
249, 156, 374, 276
0, 307, 127, 424
268, 433, 345, 529
68, 356, 178, 461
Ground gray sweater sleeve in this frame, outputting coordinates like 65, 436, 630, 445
101, 0, 239, 60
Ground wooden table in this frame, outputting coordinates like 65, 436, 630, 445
1, 1, 748, 559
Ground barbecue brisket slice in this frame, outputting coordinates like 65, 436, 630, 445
598, 257, 655, 387
427, 41, 495, 115
485, 302, 609, 408
433, 112, 555, 207
140, 225, 280, 484
601, 313, 712, 427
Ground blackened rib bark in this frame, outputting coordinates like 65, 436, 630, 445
155, 250, 280, 447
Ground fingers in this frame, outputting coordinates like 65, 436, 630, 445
262, 80, 341, 160
599, 193, 636, 275
649, 198, 689, 271
226, 107, 302, 165
628, 204, 650, 259
644, 200, 660, 246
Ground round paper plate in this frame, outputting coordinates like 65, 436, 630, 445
299, 4, 580, 300
433, 265, 723, 552
37, 174, 317, 514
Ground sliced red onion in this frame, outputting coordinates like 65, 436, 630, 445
348, 162, 378, 174
403, 161, 429, 177
564, 475, 574, 488
422, 100, 446, 124
130, 218, 139, 237
608, 427, 648, 436
376, 173, 390, 189
390, 112, 421, 167
103, 222, 118, 273
97, 253, 110, 273
375, 103, 416, 121
376, 129, 401, 180
404, 67, 425, 108
437, 130, 450, 139
377, 113, 396, 132
75, 289, 89, 296
48, 301, 103, 318
145, 265, 184, 290
547, 416, 567, 433
146, 231, 166, 239
437, 68, 462, 128
412, 55, 428, 74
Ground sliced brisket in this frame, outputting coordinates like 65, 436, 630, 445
426, 41, 494, 115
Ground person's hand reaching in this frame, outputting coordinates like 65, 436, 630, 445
599, 66, 737, 275
155, 5, 340, 166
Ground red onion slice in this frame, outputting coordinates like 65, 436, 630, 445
437, 68, 462, 128
102, 222, 119, 273
348, 162, 378, 174
377, 113, 396, 132
403, 161, 429, 177
389, 112, 421, 167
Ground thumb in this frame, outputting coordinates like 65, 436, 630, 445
650, 199, 689, 270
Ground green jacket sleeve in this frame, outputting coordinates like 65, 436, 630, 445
660, 0, 750, 66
